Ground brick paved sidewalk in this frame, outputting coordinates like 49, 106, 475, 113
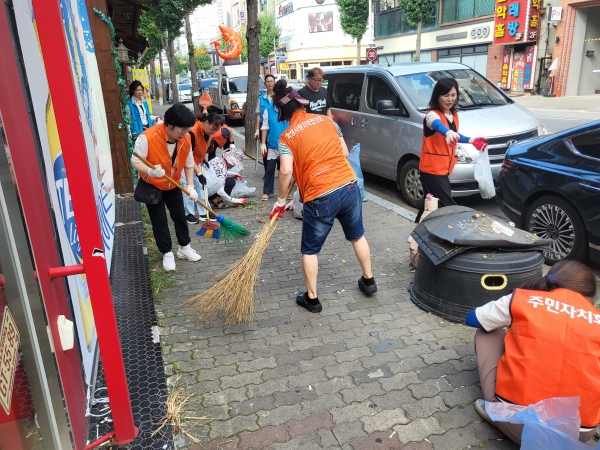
153, 154, 522, 450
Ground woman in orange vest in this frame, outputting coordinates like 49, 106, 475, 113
208, 124, 235, 161
181, 110, 223, 224
416, 77, 488, 222
270, 80, 377, 314
466, 260, 600, 444
131, 104, 201, 272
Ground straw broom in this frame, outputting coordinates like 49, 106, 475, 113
133, 152, 251, 244
185, 186, 295, 325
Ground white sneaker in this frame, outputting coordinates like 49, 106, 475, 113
163, 252, 176, 271
177, 245, 201, 262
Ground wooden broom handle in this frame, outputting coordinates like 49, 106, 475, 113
133, 152, 217, 216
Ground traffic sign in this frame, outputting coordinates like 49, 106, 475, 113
366, 48, 378, 62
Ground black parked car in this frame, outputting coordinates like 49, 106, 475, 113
496, 121, 600, 265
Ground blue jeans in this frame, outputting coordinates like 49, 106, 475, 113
301, 182, 364, 255
180, 169, 206, 216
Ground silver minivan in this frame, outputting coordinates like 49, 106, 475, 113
325, 63, 547, 207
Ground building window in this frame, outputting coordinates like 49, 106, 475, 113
441, 0, 494, 23
321, 62, 331, 66
343, 60, 352, 65
383, 51, 432, 63
437, 45, 488, 75
374, 0, 439, 38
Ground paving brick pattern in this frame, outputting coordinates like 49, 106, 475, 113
155, 158, 525, 450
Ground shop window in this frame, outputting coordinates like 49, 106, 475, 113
328, 73, 364, 111
374, 1, 439, 38
437, 45, 489, 75
441, 0, 494, 23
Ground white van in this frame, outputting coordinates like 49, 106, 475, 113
325, 63, 548, 207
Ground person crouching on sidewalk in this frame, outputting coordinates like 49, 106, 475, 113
270, 80, 377, 313
466, 260, 600, 445
131, 104, 201, 271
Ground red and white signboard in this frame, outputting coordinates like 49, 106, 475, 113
0, 307, 20, 415
492, 0, 540, 45
366, 48, 378, 62
500, 47, 512, 89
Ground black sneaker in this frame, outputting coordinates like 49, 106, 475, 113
358, 276, 378, 295
296, 292, 322, 313
198, 214, 212, 222
186, 214, 199, 224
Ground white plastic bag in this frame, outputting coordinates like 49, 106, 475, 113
292, 188, 303, 219
231, 179, 256, 198
474, 148, 495, 199
203, 165, 222, 196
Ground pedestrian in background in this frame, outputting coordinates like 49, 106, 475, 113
298, 67, 332, 117
127, 80, 151, 136
416, 77, 488, 222
271, 80, 377, 314
181, 110, 223, 224
131, 104, 201, 271
259, 74, 288, 201
466, 260, 600, 445
256, 74, 276, 173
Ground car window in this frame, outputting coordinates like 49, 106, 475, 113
228, 77, 266, 94
328, 73, 364, 111
568, 130, 600, 160
396, 69, 509, 111
366, 76, 408, 117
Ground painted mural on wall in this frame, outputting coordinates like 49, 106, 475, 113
12, 0, 117, 385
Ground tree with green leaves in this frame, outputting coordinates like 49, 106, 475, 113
139, 14, 166, 101
140, 0, 184, 103
398, 0, 436, 61
195, 45, 213, 72
173, 56, 189, 75
258, 14, 281, 58
336, 0, 369, 65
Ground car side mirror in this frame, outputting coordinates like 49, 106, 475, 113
377, 99, 400, 116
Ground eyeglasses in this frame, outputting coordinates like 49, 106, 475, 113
176, 126, 191, 134
310, 77, 323, 84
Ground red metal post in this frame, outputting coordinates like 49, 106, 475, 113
32, 0, 137, 443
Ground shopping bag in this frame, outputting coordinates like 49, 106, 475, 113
204, 165, 222, 196
231, 179, 256, 198
485, 397, 599, 450
348, 143, 368, 202
474, 148, 495, 199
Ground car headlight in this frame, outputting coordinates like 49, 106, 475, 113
230, 101, 240, 110
537, 121, 548, 135
455, 144, 473, 164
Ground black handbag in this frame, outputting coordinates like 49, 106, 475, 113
134, 177, 163, 205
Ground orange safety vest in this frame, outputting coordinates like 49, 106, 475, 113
190, 121, 211, 165
419, 110, 459, 176
138, 124, 191, 191
279, 110, 355, 203
212, 124, 231, 148
496, 288, 600, 428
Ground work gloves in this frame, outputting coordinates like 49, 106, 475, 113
270, 198, 287, 220
196, 173, 207, 186
445, 130, 460, 146
471, 137, 488, 152
260, 143, 267, 157
254, 129, 260, 140
187, 187, 198, 201
147, 165, 165, 178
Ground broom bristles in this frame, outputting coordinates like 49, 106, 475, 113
215, 214, 252, 245
185, 220, 278, 325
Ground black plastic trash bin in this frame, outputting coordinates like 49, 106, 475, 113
409, 248, 544, 323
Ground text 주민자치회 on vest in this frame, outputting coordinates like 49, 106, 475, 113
496, 287, 600, 428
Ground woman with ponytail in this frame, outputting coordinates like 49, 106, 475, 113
269, 79, 377, 314
466, 260, 600, 444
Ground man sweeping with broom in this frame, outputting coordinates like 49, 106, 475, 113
270, 80, 377, 313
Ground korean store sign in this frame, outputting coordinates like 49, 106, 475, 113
0, 307, 20, 415
492, 0, 540, 44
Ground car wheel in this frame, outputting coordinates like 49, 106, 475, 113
525, 195, 588, 265
398, 159, 424, 208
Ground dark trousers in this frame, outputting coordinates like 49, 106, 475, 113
415, 172, 457, 222
146, 188, 190, 254
263, 158, 278, 195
